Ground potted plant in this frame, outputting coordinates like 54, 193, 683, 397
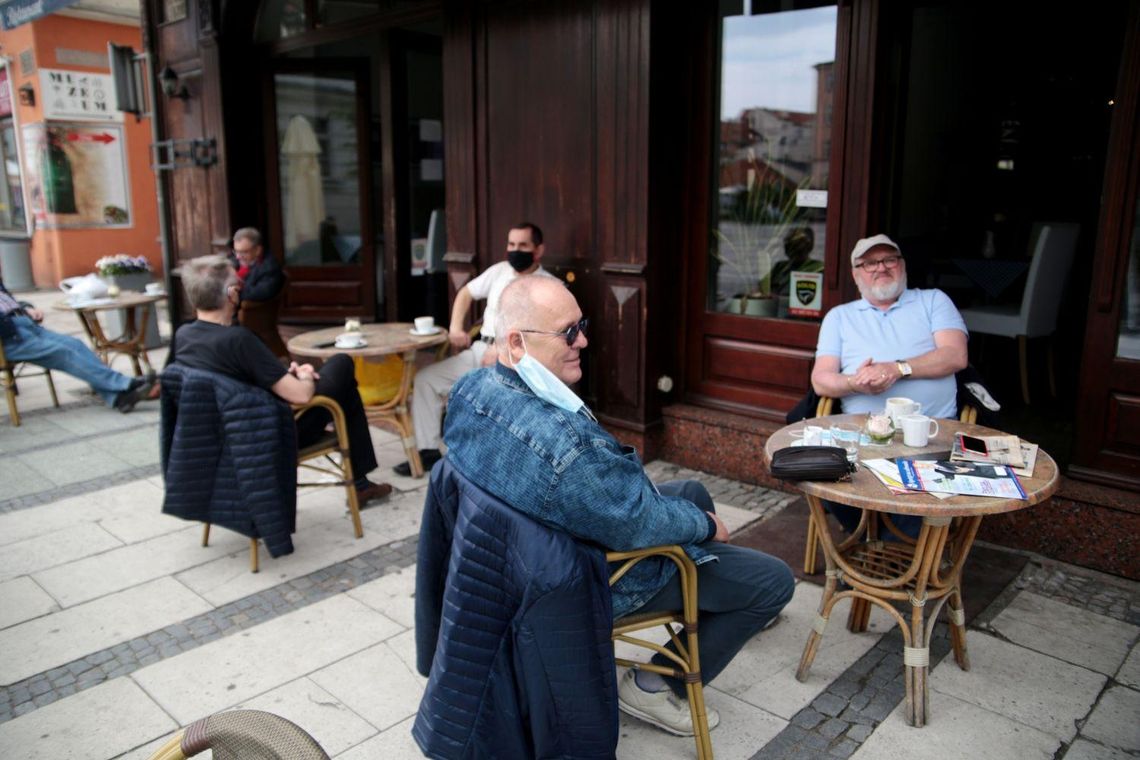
95, 254, 153, 293
712, 150, 807, 317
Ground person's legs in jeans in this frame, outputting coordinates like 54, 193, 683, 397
634, 541, 795, 696
295, 353, 378, 479
825, 500, 921, 540
3, 317, 134, 406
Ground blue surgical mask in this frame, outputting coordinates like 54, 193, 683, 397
509, 335, 591, 417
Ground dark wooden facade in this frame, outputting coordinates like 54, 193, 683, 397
146, 0, 1140, 579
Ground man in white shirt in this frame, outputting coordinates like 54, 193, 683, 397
396, 222, 556, 476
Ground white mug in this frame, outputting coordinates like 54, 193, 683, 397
335, 333, 364, 348
414, 316, 435, 333
803, 425, 824, 446
145, 282, 164, 295
901, 414, 939, 447
886, 397, 921, 426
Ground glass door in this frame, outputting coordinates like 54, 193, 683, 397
267, 60, 376, 320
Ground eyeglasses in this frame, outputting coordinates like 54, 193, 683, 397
520, 317, 588, 346
854, 255, 902, 271
231, 248, 256, 257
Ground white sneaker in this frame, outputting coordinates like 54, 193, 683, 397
617, 669, 720, 737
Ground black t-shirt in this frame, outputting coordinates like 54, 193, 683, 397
172, 320, 287, 391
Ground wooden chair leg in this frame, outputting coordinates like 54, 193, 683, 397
46, 371, 59, 408
250, 538, 259, 573
4, 383, 19, 426
1018, 335, 1030, 405
341, 450, 363, 539
202, 523, 211, 546
803, 513, 819, 575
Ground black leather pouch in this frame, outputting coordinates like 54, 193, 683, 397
769, 446, 855, 481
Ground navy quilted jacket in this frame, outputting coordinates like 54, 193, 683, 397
413, 459, 618, 759
159, 364, 298, 557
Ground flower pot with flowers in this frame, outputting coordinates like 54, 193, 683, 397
96, 254, 153, 294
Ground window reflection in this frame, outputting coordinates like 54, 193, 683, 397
1117, 196, 1140, 359
275, 73, 362, 267
711, 4, 836, 320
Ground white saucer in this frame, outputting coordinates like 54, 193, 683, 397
409, 326, 441, 336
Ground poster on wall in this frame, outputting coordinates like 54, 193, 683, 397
21, 122, 131, 229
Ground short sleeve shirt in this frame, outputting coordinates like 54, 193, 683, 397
172, 320, 287, 391
466, 261, 556, 338
816, 288, 967, 419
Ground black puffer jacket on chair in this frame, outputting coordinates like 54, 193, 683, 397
159, 364, 298, 557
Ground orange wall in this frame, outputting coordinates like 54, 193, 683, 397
1, 15, 160, 288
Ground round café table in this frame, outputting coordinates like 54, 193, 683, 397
763, 413, 1059, 727
54, 292, 167, 376
288, 323, 447, 477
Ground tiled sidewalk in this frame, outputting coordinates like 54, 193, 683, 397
0, 286, 1137, 759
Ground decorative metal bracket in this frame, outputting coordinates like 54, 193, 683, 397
151, 138, 217, 170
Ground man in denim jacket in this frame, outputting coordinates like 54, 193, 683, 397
445, 275, 794, 738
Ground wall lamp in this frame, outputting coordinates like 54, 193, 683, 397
159, 65, 188, 99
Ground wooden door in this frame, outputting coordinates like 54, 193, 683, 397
1072, 7, 1140, 489
265, 58, 377, 321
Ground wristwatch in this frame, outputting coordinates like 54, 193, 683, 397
896, 360, 913, 377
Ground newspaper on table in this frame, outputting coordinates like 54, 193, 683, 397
896, 458, 1027, 499
949, 433, 1025, 468
950, 435, 1039, 478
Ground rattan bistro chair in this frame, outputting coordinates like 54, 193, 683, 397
201, 395, 364, 573
607, 545, 714, 760
801, 397, 977, 575
0, 338, 59, 426
146, 709, 329, 760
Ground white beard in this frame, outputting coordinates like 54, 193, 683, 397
859, 272, 907, 303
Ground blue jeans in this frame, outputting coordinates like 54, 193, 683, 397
2, 316, 133, 406
826, 502, 923, 540
635, 480, 795, 696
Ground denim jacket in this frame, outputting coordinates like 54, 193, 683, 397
445, 363, 714, 618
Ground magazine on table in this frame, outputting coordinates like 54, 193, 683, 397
896, 458, 1027, 499
861, 458, 954, 500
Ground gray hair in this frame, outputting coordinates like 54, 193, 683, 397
182, 254, 235, 311
232, 227, 262, 247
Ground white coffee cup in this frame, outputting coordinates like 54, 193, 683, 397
145, 282, 164, 295
901, 414, 939, 447
414, 316, 435, 333
335, 333, 364, 349
886, 397, 921, 426
803, 425, 824, 446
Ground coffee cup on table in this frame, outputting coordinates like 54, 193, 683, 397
901, 414, 939, 447
145, 282, 164, 295
886, 397, 921, 426
334, 333, 365, 349
414, 316, 435, 334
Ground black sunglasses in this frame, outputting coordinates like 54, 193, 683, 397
520, 317, 588, 346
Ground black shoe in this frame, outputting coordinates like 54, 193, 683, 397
393, 448, 442, 477
114, 372, 157, 414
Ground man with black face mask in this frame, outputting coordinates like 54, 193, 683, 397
397, 222, 555, 476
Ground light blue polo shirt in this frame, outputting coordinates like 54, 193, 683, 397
816, 288, 968, 419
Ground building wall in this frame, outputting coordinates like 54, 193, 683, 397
1, 15, 160, 287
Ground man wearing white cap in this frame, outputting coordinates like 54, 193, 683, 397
810, 233, 969, 537
811, 233, 968, 418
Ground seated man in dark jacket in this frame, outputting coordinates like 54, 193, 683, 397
230, 227, 285, 305
444, 276, 794, 738
172, 254, 390, 504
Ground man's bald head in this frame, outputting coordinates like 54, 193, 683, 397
496, 276, 587, 385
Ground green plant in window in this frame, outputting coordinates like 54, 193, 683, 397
712, 148, 809, 315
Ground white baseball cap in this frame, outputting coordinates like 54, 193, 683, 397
850, 234, 901, 265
